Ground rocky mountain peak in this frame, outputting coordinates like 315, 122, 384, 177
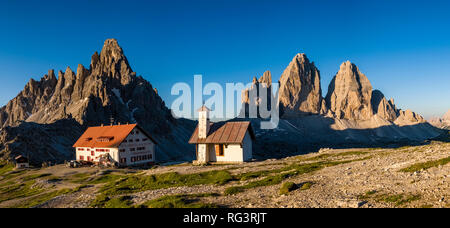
0, 39, 195, 164
0, 39, 170, 129
429, 109, 450, 129
258, 71, 272, 87
91, 39, 134, 85
371, 90, 398, 121
278, 53, 324, 118
443, 110, 450, 120
91, 51, 100, 69
240, 71, 275, 118
46, 69, 57, 82
100, 39, 126, 62
325, 61, 373, 120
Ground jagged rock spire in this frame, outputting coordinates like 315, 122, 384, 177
240, 71, 274, 118
91, 39, 134, 85
278, 53, 324, 118
325, 61, 373, 120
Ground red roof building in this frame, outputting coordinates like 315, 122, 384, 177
73, 124, 157, 166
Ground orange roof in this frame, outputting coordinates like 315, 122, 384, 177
189, 121, 255, 144
73, 124, 157, 148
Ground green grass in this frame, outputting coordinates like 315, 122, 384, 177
11, 188, 75, 208
91, 193, 220, 208
400, 156, 450, 173
358, 190, 378, 200
90, 194, 111, 208
237, 170, 273, 181
0, 180, 15, 189
359, 190, 422, 207
138, 194, 219, 208
103, 196, 134, 208
0, 162, 15, 176
304, 151, 370, 161
99, 170, 233, 196
22, 173, 52, 181
279, 182, 298, 195
67, 172, 94, 183
0, 169, 27, 180
299, 181, 314, 191
0, 180, 45, 203
378, 194, 421, 206
224, 186, 244, 195
86, 174, 123, 184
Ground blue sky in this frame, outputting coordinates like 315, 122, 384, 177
0, 0, 449, 119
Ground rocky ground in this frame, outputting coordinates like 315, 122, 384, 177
0, 140, 448, 208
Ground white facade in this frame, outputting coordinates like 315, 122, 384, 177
192, 106, 254, 164
16, 163, 29, 169
198, 108, 210, 139
117, 129, 156, 166
204, 131, 253, 163
76, 147, 119, 163
75, 128, 155, 166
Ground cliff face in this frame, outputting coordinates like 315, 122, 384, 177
0, 39, 175, 134
371, 90, 398, 122
429, 110, 450, 129
278, 54, 325, 118
0, 39, 195, 164
240, 71, 274, 118
240, 54, 427, 126
325, 61, 374, 120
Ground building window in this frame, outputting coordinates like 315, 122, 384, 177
91, 151, 95, 156
129, 139, 133, 142
142, 138, 148, 142
136, 139, 140, 142
79, 156, 84, 160
130, 148, 136, 152
149, 154, 153, 159
215, 144, 224, 157
119, 149, 126, 153
78, 148, 84, 151
120, 158, 126, 164
96, 136, 114, 142
137, 147, 145, 151
136, 130, 140, 134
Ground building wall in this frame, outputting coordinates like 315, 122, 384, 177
242, 131, 253, 162
117, 128, 155, 166
16, 163, 29, 169
207, 131, 253, 163
75, 128, 155, 166
76, 147, 119, 163
208, 144, 244, 163
197, 144, 208, 163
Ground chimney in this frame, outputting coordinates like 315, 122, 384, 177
197, 105, 211, 139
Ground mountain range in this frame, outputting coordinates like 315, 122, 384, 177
240, 54, 442, 159
0, 39, 195, 164
429, 110, 450, 130
0, 40, 444, 164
